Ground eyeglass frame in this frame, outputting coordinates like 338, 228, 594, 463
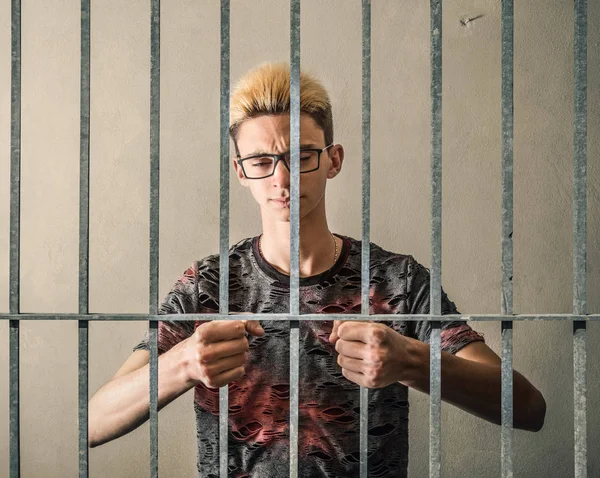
236, 143, 334, 179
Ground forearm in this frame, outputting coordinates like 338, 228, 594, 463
401, 339, 546, 432
88, 346, 194, 447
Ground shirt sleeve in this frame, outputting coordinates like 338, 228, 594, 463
406, 255, 485, 354
132, 262, 209, 355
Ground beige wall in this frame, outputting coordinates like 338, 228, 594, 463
0, 0, 599, 476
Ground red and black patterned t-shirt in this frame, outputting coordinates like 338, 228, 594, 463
134, 234, 485, 477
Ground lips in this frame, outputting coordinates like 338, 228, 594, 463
272, 198, 291, 207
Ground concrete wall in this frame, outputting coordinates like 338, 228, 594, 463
0, 0, 598, 476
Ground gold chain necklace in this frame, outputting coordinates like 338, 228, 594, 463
258, 232, 338, 267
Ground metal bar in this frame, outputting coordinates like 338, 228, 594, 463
573, 0, 588, 476
500, 323, 513, 477
78, 0, 91, 475
149, 0, 161, 475
1, 313, 599, 322
289, 0, 301, 475
360, 1, 371, 477
218, 1, 231, 477
500, 0, 514, 476
9, 0, 22, 476
573, 321, 587, 477
429, 0, 443, 475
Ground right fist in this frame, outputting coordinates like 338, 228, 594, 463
181, 319, 264, 389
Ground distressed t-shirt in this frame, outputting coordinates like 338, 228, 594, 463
133, 234, 485, 478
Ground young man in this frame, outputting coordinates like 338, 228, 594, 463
88, 62, 546, 477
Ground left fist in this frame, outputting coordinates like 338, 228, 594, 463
329, 321, 413, 389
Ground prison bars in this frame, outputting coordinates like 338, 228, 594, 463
429, 1, 443, 475
500, 1, 514, 476
4, 0, 591, 477
78, 1, 91, 477
218, 1, 231, 477
573, 0, 588, 476
360, 1, 372, 477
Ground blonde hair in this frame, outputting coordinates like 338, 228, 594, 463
229, 62, 334, 154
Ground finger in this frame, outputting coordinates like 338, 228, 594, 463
337, 354, 364, 374
206, 365, 246, 389
206, 351, 248, 376
329, 320, 345, 344
200, 336, 248, 363
335, 338, 366, 359
338, 321, 386, 344
241, 319, 265, 336
196, 320, 246, 344
340, 367, 368, 388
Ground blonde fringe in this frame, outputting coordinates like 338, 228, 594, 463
229, 62, 333, 146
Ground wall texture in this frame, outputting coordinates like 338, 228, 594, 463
0, 0, 598, 477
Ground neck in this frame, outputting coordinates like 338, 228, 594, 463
259, 200, 340, 278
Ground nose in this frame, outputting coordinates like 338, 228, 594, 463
271, 157, 290, 186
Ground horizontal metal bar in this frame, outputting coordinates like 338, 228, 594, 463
2, 313, 598, 322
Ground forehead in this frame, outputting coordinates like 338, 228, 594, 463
236, 113, 325, 155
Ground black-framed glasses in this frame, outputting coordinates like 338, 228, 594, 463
236, 143, 334, 179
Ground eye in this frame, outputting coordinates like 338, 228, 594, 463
248, 157, 273, 167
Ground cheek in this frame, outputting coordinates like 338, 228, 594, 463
301, 171, 327, 194
247, 183, 268, 203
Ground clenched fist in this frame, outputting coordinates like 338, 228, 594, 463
180, 318, 264, 389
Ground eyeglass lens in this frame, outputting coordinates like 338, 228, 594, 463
243, 150, 319, 178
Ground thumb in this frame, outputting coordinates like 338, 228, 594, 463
242, 319, 265, 337
329, 320, 343, 345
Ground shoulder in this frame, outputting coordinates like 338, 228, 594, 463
341, 236, 428, 291
185, 237, 256, 285
193, 237, 255, 269
345, 236, 418, 275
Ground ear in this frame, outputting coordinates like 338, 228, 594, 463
233, 157, 249, 187
326, 144, 344, 179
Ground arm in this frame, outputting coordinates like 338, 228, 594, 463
400, 338, 546, 432
88, 342, 194, 448
89, 319, 263, 448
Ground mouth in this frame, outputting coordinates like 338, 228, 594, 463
272, 198, 291, 208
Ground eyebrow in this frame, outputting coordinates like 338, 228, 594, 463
246, 143, 320, 156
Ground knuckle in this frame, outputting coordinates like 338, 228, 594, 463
367, 366, 380, 382
196, 327, 208, 344
368, 346, 385, 364
369, 326, 385, 344
200, 349, 214, 363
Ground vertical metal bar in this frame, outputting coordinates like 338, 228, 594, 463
219, 1, 231, 477
78, 0, 91, 476
149, 0, 161, 476
289, 0, 301, 476
573, 0, 587, 476
9, 0, 22, 476
500, 1, 514, 476
429, 0, 442, 476
360, 1, 371, 477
